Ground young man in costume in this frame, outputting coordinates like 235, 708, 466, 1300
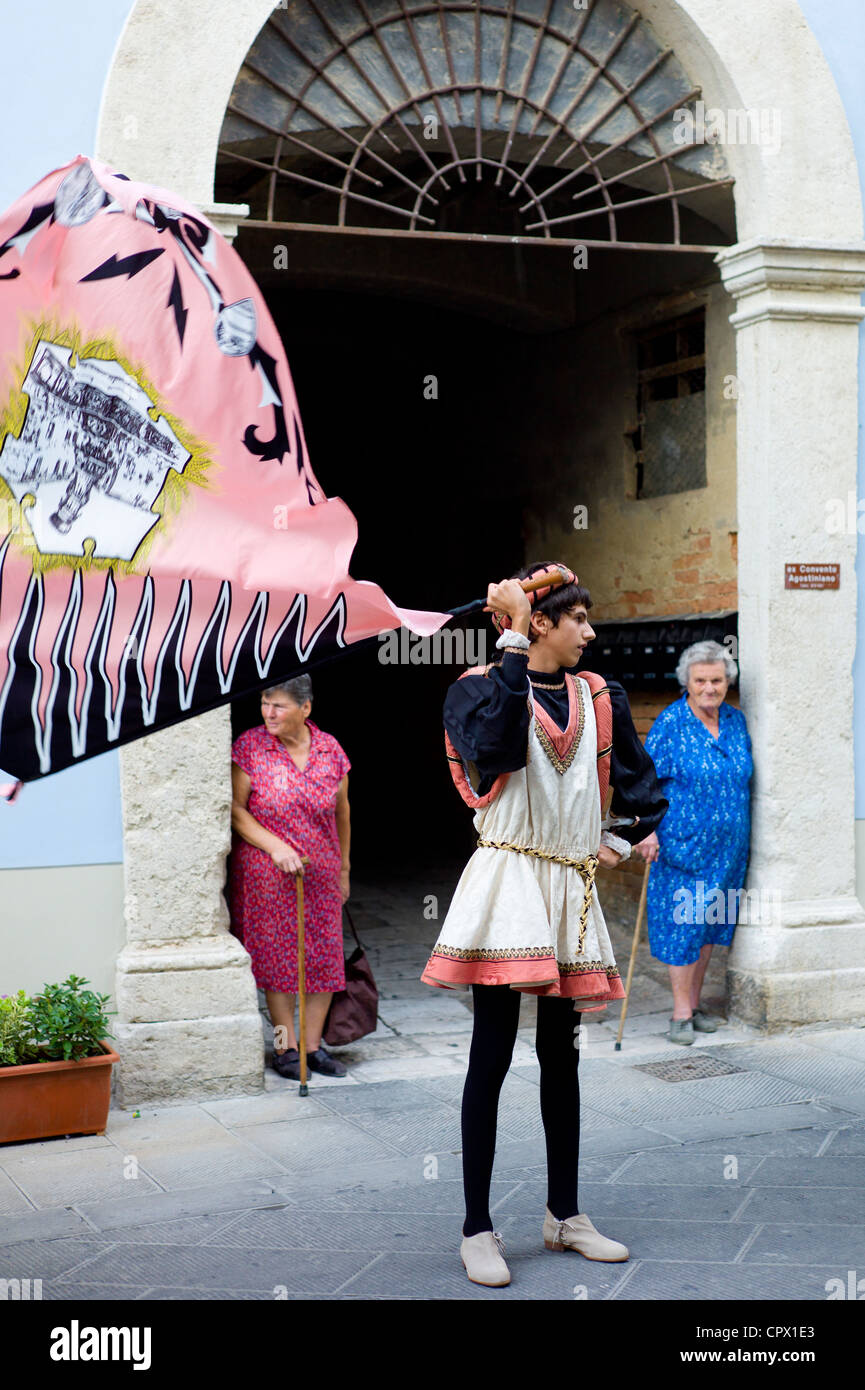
421, 563, 668, 1287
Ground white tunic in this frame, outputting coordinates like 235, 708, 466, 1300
422, 675, 625, 1007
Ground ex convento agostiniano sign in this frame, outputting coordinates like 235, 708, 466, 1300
784, 564, 841, 590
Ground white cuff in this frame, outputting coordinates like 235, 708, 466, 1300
495, 630, 530, 651
600, 830, 631, 862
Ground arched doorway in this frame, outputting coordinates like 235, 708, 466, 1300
217, 0, 736, 872
97, 0, 865, 1104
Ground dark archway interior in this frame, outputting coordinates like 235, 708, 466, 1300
230, 232, 717, 876
230, 286, 528, 872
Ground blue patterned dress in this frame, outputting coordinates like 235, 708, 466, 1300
644, 695, 753, 965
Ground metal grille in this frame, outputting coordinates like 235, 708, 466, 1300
640, 391, 707, 496
632, 1053, 747, 1083
217, 0, 734, 252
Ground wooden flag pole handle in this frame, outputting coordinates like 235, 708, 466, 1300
295, 856, 311, 1096
517, 567, 571, 596
448, 566, 572, 620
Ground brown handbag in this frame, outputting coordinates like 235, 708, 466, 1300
322, 905, 379, 1046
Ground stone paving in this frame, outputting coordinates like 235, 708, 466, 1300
2, 869, 865, 1300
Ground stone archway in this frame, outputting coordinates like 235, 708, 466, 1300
213, 0, 734, 250
98, 0, 865, 1103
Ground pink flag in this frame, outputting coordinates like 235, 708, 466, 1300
0, 157, 447, 783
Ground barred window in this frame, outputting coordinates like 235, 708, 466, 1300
629, 311, 706, 499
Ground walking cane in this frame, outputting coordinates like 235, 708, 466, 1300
295, 856, 310, 1096
615, 860, 651, 1052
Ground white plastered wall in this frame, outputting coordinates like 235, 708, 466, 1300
1, 866, 125, 999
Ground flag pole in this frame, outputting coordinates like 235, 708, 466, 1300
447, 566, 572, 620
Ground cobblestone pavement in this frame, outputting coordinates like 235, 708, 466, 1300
2, 869, 865, 1301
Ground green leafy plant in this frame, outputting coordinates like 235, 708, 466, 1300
28, 975, 115, 1062
0, 990, 39, 1067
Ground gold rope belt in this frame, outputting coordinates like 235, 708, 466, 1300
476, 838, 599, 953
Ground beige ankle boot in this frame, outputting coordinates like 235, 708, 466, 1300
542, 1208, 629, 1261
460, 1230, 511, 1286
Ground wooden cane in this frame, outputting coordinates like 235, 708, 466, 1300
615, 860, 651, 1051
295, 856, 310, 1096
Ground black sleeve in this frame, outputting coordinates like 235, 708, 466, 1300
443, 652, 531, 794
607, 680, 669, 844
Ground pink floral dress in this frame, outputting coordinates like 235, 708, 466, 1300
228, 721, 350, 994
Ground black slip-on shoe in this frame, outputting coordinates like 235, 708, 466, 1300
306, 1047, 347, 1077
271, 1047, 301, 1079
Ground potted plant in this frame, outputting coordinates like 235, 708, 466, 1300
0, 975, 118, 1144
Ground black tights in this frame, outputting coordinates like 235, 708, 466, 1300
461, 984, 582, 1237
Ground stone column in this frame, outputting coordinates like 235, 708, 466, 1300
199, 202, 250, 244
115, 709, 263, 1104
114, 200, 263, 1105
717, 239, 865, 1028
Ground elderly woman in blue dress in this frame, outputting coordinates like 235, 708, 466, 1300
633, 641, 753, 1045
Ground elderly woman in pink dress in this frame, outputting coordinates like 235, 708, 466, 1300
229, 675, 351, 1080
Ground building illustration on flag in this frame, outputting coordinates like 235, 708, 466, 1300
0, 157, 446, 785
1, 342, 192, 561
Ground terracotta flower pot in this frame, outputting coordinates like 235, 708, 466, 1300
0, 1042, 119, 1145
